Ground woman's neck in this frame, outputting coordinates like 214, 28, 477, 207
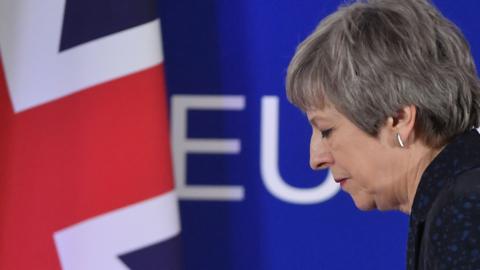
398, 143, 445, 214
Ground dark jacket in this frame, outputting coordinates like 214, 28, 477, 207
407, 129, 480, 270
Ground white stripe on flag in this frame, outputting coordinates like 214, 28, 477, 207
0, 0, 164, 113
53, 192, 180, 270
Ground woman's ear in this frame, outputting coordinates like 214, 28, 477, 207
386, 105, 417, 146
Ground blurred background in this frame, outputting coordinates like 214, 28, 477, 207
1, 0, 480, 269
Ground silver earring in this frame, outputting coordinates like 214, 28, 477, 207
396, 133, 405, 148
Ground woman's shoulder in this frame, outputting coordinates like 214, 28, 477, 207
431, 166, 480, 215
451, 166, 480, 198
422, 166, 480, 268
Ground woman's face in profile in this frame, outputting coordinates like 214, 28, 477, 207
307, 105, 403, 211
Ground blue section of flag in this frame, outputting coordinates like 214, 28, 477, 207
59, 0, 158, 51
119, 234, 183, 270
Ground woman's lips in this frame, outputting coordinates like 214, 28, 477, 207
335, 178, 349, 186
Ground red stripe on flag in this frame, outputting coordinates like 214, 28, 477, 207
0, 63, 174, 269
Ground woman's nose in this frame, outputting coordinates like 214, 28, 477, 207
309, 139, 334, 170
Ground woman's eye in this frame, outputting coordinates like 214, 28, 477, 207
321, 128, 333, 138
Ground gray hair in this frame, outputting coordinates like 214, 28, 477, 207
286, 0, 480, 147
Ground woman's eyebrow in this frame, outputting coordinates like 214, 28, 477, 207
309, 116, 329, 127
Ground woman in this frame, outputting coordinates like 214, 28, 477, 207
286, 0, 480, 269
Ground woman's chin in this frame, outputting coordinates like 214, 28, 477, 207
351, 197, 377, 211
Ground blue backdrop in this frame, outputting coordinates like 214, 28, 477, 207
158, 1, 480, 269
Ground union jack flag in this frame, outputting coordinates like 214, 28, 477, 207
0, 0, 181, 269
